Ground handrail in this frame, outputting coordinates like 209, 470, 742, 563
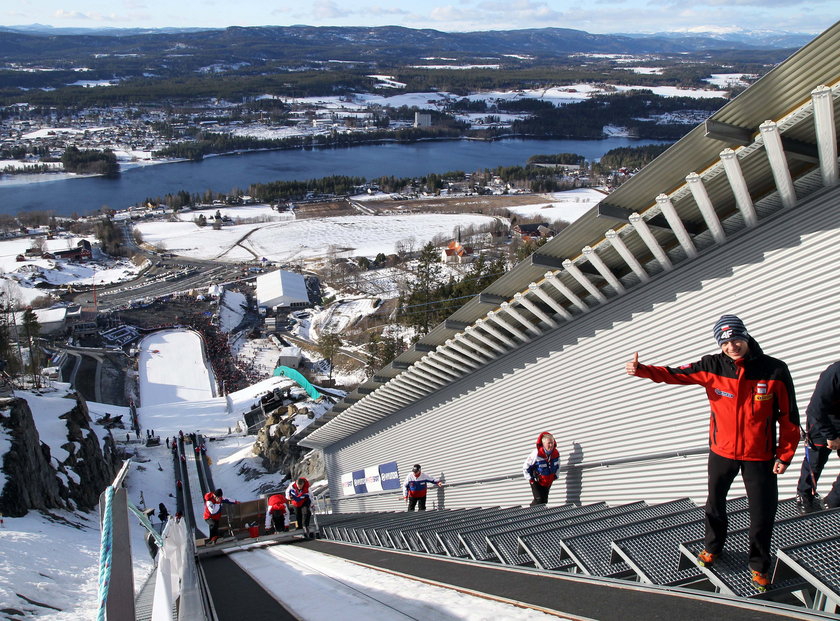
96, 486, 115, 621
97, 459, 134, 620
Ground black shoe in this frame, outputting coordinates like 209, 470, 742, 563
309, 532, 316, 539
796, 494, 822, 514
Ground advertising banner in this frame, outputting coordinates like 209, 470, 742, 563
352, 469, 368, 494
341, 472, 355, 496
364, 466, 383, 492
379, 461, 401, 490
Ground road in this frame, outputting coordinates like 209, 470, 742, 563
68, 221, 250, 310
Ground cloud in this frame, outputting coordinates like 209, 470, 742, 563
428, 0, 563, 25
655, 0, 814, 6
313, 0, 351, 19
52, 9, 131, 23
53, 10, 94, 21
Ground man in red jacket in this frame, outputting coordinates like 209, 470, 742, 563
203, 488, 239, 544
625, 314, 799, 592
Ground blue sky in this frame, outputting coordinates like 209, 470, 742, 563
4, 0, 837, 35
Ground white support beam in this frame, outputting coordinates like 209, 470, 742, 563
759, 120, 797, 209
514, 291, 557, 328
476, 316, 518, 347
582, 246, 625, 294
427, 350, 472, 373
431, 347, 478, 370
412, 360, 454, 383
685, 173, 726, 244
416, 354, 458, 378
629, 213, 672, 270
376, 386, 415, 406
563, 259, 606, 302
487, 309, 529, 342
528, 282, 573, 320
605, 230, 649, 282
812, 85, 838, 187
453, 333, 495, 360
719, 148, 757, 227
373, 390, 412, 409
398, 367, 441, 390
544, 271, 588, 311
466, 323, 509, 353
500, 301, 542, 336
387, 377, 429, 398
655, 194, 697, 258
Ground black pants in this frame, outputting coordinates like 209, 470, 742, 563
407, 496, 427, 511
705, 452, 777, 572
529, 480, 551, 506
796, 444, 840, 508
205, 518, 221, 540
271, 510, 288, 531
294, 504, 311, 529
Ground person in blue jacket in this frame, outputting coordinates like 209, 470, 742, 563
796, 361, 840, 512
523, 431, 560, 505
403, 464, 443, 511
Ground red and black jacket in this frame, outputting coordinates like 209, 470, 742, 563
636, 340, 800, 463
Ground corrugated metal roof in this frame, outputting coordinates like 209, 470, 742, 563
300, 21, 840, 450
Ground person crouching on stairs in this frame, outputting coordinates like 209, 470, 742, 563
204, 488, 239, 544
265, 493, 290, 533
287, 477, 314, 538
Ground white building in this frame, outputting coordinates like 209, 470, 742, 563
13, 306, 67, 337
414, 112, 432, 128
255, 270, 310, 311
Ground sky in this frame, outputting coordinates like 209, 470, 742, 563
3, 0, 837, 36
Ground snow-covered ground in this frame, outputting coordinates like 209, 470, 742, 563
0, 235, 140, 306
138, 330, 217, 406
0, 324, 557, 620
136, 211, 502, 262
508, 188, 607, 223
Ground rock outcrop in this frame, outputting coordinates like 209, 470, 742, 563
59, 393, 122, 510
0, 397, 65, 516
0, 392, 122, 517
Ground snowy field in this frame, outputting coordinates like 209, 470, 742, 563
137, 330, 217, 406
0, 235, 140, 305
136, 211, 502, 262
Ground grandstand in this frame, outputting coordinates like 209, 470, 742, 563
292, 21, 840, 613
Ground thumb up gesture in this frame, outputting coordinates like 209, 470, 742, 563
625, 352, 640, 376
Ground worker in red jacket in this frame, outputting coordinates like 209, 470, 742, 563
626, 314, 799, 592
203, 488, 239, 544
264, 493, 290, 532
286, 477, 314, 538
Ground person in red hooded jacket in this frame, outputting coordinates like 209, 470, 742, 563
522, 431, 560, 505
203, 488, 238, 544
264, 493, 290, 532
286, 477, 314, 538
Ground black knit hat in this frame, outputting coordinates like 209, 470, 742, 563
412, 464, 421, 473
713, 315, 749, 345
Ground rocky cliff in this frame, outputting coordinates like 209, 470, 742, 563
0, 393, 123, 517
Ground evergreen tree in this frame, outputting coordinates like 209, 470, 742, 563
20, 308, 41, 387
318, 331, 343, 382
